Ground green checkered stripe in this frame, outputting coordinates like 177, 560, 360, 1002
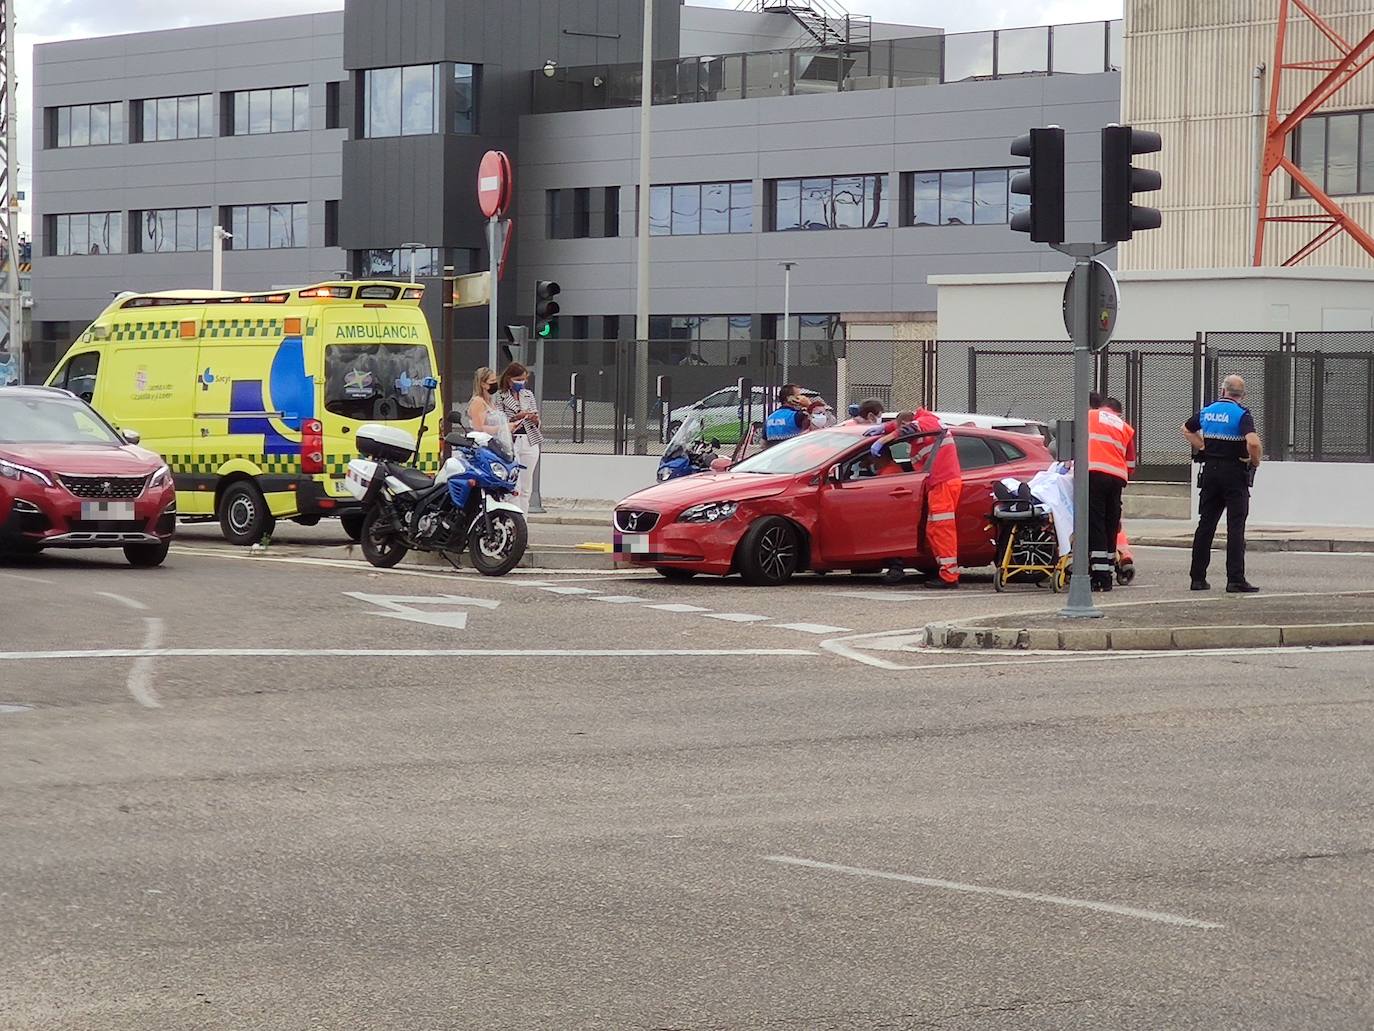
107, 320, 181, 341
322, 453, 442, 477
164, 453, 302, 476
201, 318, 286, 339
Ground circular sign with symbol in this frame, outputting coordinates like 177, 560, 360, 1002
478, 150, 513, 219
1062, 259, 1120, 354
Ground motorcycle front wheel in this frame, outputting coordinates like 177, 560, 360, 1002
360, 506, 409, 569
468, 509, 528, 576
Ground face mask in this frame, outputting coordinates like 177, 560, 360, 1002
512, 381, 527, 393
486, 383, 498, 395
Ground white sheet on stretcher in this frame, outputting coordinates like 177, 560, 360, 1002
1024, 465, 1074, 556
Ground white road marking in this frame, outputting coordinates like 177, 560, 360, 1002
0, 647, 817, 661
704, 613, 771, 623
590, 595, 647, 604
646, 603, 711, 613
772, 622, 853, 635
764, 855, 1223, 930
127, 617, 164, 709
344, 592, 500, 631
0, 571, 55, 586
538, 585, 602, 595
97, 591, 148, 611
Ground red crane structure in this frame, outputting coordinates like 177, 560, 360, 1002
1254, 0, 1374, 266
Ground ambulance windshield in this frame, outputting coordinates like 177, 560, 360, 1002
325, 344, 436, 421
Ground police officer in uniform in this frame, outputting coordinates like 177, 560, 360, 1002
1183, 375, 1262, 593
763, 383, 812, 445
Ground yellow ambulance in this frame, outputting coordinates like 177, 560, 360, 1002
45, 281, 443, 545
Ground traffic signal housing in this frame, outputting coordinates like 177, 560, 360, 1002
1101, 125, 1163, 243
535, 280, 561, 338
1009, 127, 1066, 245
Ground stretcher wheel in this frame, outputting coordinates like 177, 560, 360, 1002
1053, 564, 1069, 593
1116, 562, 1135, 586
993, 567, 1007, 593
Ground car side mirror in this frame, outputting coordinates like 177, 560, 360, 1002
121, 428, 141, 445
709, 457, 732, 473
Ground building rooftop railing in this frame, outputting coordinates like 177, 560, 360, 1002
532, 19, 1122, 115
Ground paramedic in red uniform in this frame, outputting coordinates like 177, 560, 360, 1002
1086, 393, 1137, 591
873, 409, 962, 589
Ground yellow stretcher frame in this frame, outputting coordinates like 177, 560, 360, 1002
992, 516, 1072, 593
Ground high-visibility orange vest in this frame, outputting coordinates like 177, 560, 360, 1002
1087, 408, 1136, 481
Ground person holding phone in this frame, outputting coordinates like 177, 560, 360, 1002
496, 361, 542, 514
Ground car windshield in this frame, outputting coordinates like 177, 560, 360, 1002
730, 429, 858, 475
0, 393, 122, 445
324, 344, 435, 421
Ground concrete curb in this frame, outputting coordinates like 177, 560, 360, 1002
922, 620, 1374, 652
1134, 535, 1374, 554
527, 513, 611, 527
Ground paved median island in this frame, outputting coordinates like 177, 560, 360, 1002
924, 592, 1374, 652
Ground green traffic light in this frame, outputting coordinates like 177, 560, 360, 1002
538, 323, 552, 337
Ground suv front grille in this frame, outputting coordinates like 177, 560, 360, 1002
59, 475, 147, 500
615, 509, 660, 533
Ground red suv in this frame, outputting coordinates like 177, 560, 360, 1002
0, 386, 176, 566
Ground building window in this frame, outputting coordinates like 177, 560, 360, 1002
904, 168, 1027, 227
546, 187, 625, 240
326, 82, 342, 130
363, 65, 440, 138
1292, 111, 1374, 198
356, 247, 441, 278
227, 203, 309, 250
648, 182, 753, 236
325, 201, 339, 248
134, 208, 211, 253
646, 315, 755, 365
605, 186, 621, 238
772, 314, 844, 362
453, 64, 478, 133
50, 212, 123, 256
770, 175, 887, 231
135, 95, 213, 142
52, 103, 124, 148
231, 87, 309, 135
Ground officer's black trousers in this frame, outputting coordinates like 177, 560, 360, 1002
1088, 472, 1125, 587
1191, 461, 1250, 584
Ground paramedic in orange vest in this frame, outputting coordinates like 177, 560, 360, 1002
872, 409, 963, 589
1086, 393, 1137, 591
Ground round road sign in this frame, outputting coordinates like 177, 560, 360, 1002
1062, 259, 1120, 353
478, 150, 512, 219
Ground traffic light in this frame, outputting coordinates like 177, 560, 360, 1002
1101, 125, 1163, 243
1009, 127, 1066, 245
534, 280, 561, 338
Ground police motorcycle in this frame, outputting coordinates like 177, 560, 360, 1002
656, 413, 721, 483
344, 380, 528, 576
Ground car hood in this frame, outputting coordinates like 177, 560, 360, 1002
0, 442, 163, 476
619, 471, 795, 511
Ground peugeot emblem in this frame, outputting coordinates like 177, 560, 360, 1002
101, 480, 113, 496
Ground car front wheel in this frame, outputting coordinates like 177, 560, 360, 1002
736, 516, 799, 586
124, 541, 170, 567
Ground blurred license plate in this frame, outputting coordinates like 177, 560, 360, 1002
81, 501, 135, 519
614, 532, 650, 555
333, 479, 349, 494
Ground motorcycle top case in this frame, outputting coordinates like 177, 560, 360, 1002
355, 423, 417, 462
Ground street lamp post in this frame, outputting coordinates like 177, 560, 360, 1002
779, 261, 797, 385
632, 0, 653, 455
211, 226, 232, 290
402, 242, 426, 284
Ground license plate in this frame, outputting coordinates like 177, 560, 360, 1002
333, 479, 349, 494
614, 532, 651, 555
81, 501, 136, 520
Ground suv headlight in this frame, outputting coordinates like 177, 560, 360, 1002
678, 501, 738, 523
148, 464, 172, 488
0, 458, 54, 487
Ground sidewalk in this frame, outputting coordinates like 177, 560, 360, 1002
925, 592, 1374, 653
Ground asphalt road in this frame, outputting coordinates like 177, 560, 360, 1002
2, 538, 1373, 1029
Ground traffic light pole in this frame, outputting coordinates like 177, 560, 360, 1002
1054, 242, 1113, 619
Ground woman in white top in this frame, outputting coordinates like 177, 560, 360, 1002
495, 361, 542, 513
467, 367, 499, 434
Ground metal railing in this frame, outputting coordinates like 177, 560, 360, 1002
532, 19, 1122, 114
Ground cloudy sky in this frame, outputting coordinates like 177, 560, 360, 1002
16, 0, 1123, 220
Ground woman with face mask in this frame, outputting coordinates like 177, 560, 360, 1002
466, 367, 500, 435
496, 361, 542, 514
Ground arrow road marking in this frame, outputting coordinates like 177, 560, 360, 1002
344, 592, 501, 631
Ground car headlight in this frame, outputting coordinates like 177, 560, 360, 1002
148, 464, 172, 489
678, 501, 738, 523
0, 458, 54, 487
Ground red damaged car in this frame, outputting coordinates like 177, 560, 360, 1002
613, 422, 1051, 585
0, 386, 177, 566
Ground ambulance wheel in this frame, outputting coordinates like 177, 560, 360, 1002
737, 516, 798, 586
340, 511, 365, 542
219, 481, 275, 546
361, 507, 408, 569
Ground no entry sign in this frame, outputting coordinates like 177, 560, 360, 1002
478, 150, 513, 219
